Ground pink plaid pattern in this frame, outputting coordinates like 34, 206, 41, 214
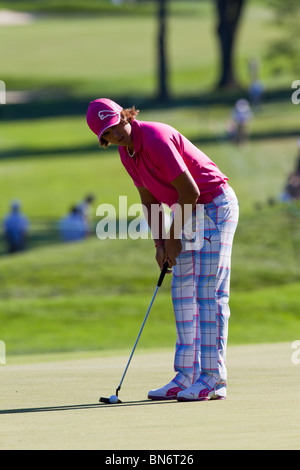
171, 186, 239, 392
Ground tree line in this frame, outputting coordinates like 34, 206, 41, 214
156, 0, 299, 100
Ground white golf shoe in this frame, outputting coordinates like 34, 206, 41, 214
148, 381, 184, 400
177, 381, 226, 402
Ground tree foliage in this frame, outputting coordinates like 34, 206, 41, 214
265, 0, 300, 75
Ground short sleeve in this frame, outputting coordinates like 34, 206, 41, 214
146, 129, 187, 183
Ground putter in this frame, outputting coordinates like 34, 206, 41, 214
99, 261, 169, 404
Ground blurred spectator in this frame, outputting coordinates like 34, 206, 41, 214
3, 200, 30, 254
78, 193, 96, 235
58, 205, 87, 242
249, 79, 264, 108
247, 56, 264, 109
296, 138, 300, 173
248, 56, 260, 82
227, 99, 253, 145
279, 139, 300, 202
283, 174, 300, 201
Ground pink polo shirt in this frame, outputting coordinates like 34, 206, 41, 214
119, 120, 228, 207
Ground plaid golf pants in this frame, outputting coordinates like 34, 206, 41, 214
171, 185, 239, 392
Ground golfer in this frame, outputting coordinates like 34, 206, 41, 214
86, 98, 239, 401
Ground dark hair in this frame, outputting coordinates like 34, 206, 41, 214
99, 106, 139, 148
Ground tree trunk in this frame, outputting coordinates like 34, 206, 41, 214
157, 0, 169, 101
215, 0, 245, 90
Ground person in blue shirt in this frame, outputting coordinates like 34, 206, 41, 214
58, 205, 87, 242
3, 200, 30, 254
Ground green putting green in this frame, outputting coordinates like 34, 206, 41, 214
0, 343, 299, 450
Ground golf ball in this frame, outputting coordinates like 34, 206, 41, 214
109, 395, 119, 404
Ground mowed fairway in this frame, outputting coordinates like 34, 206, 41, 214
1, 343, 299, 450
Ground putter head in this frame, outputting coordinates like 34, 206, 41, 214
99, 396, 122, 404
99, 396, 110, 404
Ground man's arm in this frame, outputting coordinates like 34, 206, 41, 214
137, 169, 200, 269
164, 169, 200, 267
136, 186, 166, 244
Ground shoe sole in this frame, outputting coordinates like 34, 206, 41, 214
148, 394, 178, 401
177, 395, 226, 402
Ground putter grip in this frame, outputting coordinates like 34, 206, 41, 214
157, 262, 169, 287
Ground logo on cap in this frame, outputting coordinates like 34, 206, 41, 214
98, 110, 119, 121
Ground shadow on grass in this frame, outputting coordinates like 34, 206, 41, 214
0, 87, 296, 161
1, 127, 300, 161
0, 87, 293, 123
0, 400, 178, 414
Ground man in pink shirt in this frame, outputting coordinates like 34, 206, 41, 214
87, 98, 239, 401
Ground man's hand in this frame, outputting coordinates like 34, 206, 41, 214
163, 238, 182, 268
156, 243, 173, 272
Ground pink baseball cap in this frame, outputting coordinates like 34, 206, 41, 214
86, 98, 123, 141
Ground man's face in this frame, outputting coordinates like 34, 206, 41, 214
101, 121, 132, 147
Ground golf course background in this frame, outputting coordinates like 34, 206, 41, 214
0, 0, 300, 357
